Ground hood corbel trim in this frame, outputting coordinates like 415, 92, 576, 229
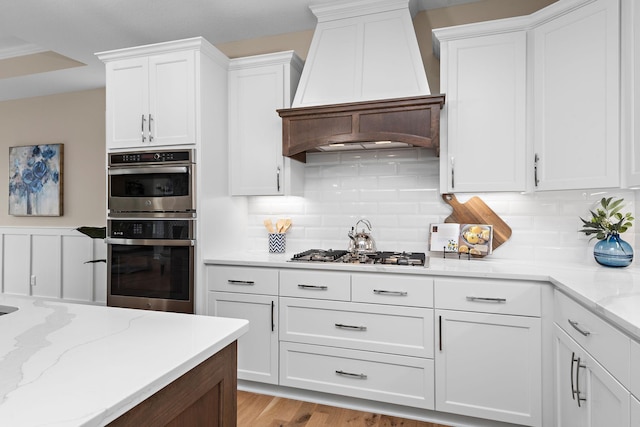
278, 94, 445, 162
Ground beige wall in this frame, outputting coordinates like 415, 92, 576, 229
0, 88, 106, 227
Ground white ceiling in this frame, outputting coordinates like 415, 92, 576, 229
0, 0, 480, 102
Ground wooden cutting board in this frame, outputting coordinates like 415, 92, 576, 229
442, 193, 512, 252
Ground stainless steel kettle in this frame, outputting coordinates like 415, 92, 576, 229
348, 219, 376, 253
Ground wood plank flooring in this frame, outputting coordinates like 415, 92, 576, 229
237, 391, 451, 427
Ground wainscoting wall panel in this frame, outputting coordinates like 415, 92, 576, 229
0, 227, 107, 305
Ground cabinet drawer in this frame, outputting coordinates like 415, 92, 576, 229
280, 270, 350, 301
435, 278, 541, 316
632, 340, 640, 399
352, 273, 433, 307
554, 291, 630, 388
207, 265, 278, 295
280, 341, 434, 410
280, 297, 433, 358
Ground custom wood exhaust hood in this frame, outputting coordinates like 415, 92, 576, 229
278, 94, 446, 163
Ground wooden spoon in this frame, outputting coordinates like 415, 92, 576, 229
263, 219, 275, 233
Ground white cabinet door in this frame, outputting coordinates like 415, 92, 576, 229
532, 0, 620, 190
554, 325, 630, 427
148, 50, 196, 146
621, 0, 640, 187
208, 292, 278, 384
435, 309, 542, 426
438, 30, 527, 192
631, 395, 640, 427
105, 57, 148, 149
105, 50, 196, 150
229, 52, 303, 196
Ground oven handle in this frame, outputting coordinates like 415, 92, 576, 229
108, 166, 189, 175
105, 238, 195, 246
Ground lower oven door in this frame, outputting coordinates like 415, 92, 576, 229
107, 238, 194, 313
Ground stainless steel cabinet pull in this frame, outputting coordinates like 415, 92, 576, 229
466, 296, 507, 303
439, 315, 443, 352
451, 156, 455, 188
141, 115, 147, 142
335, 323, 367, 331
570, 352, 578, 400
534, 153, 540, 187
335, 370, 367, 379
373, 289, 408, 296
576, 357, 587, 407
276, 167, 281, 192
271, 301, 275, 332
227, 279, 255, 286
568, 319, 591, 337
148, 114, 154, 142
297, 284, 328, 290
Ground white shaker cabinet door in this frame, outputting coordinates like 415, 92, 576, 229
438, 30, 527, 192
621, 0, 640, 187
553, 325, 630, 427
532, 0, 620, 190
105, 57, 149, 149
147, 50, 196, 146
208, 292, 278, 385
435, 309, 542, 426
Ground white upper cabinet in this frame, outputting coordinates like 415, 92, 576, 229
435, 25, 527, 192
532, 0, 620, 190
98, 39, 202, 150
621, 0, 640, 188
228, 51, 304, 196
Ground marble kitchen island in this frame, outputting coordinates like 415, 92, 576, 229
0, 294, 248, 426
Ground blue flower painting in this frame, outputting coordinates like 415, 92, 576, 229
9, 144, 63, 216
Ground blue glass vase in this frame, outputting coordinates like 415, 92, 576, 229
593, 234, 634, 267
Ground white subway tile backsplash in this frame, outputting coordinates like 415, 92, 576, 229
244, 149, 638, 263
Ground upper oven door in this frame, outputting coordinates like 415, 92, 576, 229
108, 164, 195, 214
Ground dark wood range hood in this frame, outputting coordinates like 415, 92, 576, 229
278, 94, 446, 163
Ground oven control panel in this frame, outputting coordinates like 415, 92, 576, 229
109, 149, 193, 166
109, 219, 193, 240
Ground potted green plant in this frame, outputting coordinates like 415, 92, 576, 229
579, 197, 634, 267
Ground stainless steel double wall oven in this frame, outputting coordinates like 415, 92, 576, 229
107, 149, 196, 313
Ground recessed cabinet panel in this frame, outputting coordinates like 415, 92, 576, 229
622, 0, 640, 187
436, 310, 542, 426
533, 0, 619, 190
438, 30, 526, 192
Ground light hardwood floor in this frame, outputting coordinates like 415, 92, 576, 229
237, 391, 451, 427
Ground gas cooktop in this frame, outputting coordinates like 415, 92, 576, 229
290, 249, 427, 267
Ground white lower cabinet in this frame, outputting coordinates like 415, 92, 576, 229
632, 395, 640, 426
206, 266, 279, 384
435, 310, 542, 426
553, 324, 630, 427
434, 278, 543, 426
280, 341, 435, 410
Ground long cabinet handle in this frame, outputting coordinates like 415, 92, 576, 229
439, 315, 442, 352
570, 352, 578, 400
141, 115, 147, 142
335, 370, 367, 379
227, 279, 255, 286
373, 289, 408, 296
335, 323, 367, 331
297, 284, 328, 290
534, 153, 540, 187
576, 357, 587, 407
568, 319, 591, 337
466, 296, 507, 303
149, 114, 154, 142
451, 156, 455, 189
276, 166, 281, 192
271, 301, 275, 332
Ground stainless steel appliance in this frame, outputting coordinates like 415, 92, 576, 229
108, 149, 195, 216
106, 218, 195, 313
290, 249, 427, 267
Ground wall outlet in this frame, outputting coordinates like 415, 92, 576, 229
30, 275, 36, 286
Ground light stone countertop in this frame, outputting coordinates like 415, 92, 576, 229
204, 251, 640, 342
0, 295, 248, 427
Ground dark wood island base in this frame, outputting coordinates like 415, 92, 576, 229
109, 342, 238, 427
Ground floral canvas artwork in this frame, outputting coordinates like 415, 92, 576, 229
9, 144, 63, 216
